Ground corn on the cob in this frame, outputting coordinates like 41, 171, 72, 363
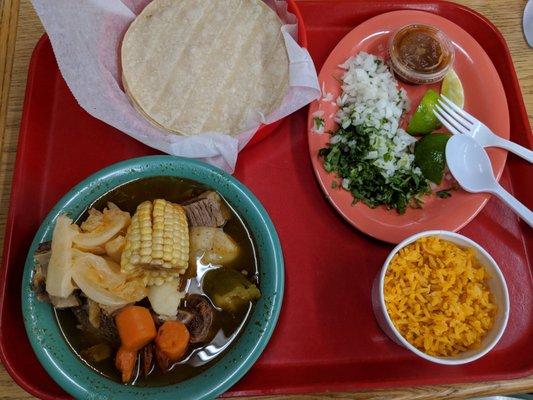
121, 199, 189, 285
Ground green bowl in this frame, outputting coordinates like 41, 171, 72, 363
21, 155, 284, 400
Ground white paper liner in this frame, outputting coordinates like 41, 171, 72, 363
30, 0, 320, 172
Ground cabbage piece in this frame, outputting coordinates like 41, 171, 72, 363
148, 279, 185, 317
73, 203, 130, 248
104, 235, 125, 263
45, 215, 79, 298
72, 243, 106, 254
80, 208, 104, 232
189, 227, 239, 266
71, 253, 147, 306
203, 268, 260, 313
87, 299, 101, 328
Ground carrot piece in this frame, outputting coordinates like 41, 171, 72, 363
155, 321, 190, 362
115, 306, 157, 351
115, 347, 137, 383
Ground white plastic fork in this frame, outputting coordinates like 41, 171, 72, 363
434, 95, 533, 163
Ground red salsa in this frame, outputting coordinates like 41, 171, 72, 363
389, 24, 454, 84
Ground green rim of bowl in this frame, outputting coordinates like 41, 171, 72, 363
21, 155, 284, 400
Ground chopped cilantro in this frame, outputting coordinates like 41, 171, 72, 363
436, 188, 453, 198
319, 124, 430, 214
313, 116, 325, 131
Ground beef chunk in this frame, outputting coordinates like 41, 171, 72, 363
155, 346, 172, 371
73, 302, 119, 345
141, 343, 155, 376
32, 242, 52, 303
183, 191, 231, 227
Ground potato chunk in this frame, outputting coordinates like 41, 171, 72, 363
189, 227, 239, 266
148, 279, 184, 318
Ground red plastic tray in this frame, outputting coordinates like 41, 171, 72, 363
1, 1, 532, 399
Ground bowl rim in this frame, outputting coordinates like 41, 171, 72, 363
21, 155, 284, 399
377, 230, 510, 365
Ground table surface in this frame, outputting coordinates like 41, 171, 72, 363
0, 0, 532, 399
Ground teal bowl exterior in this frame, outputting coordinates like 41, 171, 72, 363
21, 155, 284, 400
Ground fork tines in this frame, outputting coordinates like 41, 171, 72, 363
433, 95, 474, 135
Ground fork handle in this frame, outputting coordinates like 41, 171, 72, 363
490, 135, 533, 163
491, 184, 533, 227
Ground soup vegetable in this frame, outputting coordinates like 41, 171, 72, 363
32, 177, 261, 386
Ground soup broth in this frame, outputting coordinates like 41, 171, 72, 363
54, 176, 259, 386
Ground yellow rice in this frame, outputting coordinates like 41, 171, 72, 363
384, 236, 496, 357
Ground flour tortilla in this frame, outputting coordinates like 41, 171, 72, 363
121, 0, 290, 136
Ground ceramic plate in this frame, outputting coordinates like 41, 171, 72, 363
21, 155, 284, 400
307, 10, 509, 243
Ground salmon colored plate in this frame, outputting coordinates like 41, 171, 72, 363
308, 10, 510, 244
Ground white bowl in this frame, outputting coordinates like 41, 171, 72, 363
371, 230, 510, 365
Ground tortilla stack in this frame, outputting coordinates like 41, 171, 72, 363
121, 0, 290, 136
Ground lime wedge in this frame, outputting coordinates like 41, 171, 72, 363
414, 133, 450, 184
441, 69, 464, 108
407, 89, 441, 136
